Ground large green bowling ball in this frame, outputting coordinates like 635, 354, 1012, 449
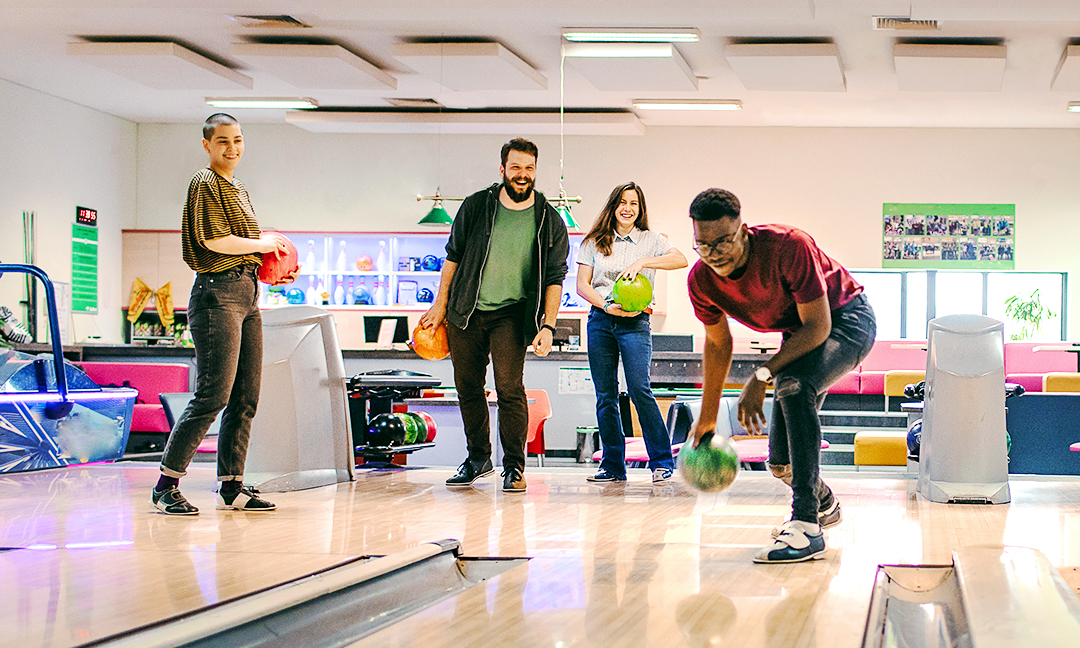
612, 273, 653, 312
679, 431, 739, 492
367, 413, 407, 447
396, 412, 424, 444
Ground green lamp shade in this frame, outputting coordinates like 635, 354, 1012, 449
419, 204, 453, 225
556, 204, 578, 229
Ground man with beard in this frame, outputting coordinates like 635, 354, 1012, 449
686, 189, 876, 563
419, 138, 569, 492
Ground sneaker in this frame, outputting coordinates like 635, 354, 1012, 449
651, 467, 674, 483
217, 485, 276, 511
0, 306, 31, 344
586, 469, 626, 482
151, 486, 199, 516
772, 498, 843, 537
446, 458, 494, 487
754, 521, 827, 564
502, 467, 527, 492
818, 498, 842, 529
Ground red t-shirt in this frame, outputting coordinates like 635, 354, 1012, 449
689, 224, 863, 333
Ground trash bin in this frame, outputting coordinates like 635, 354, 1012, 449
576, 426, 599, 462
246, 306, 354, 492
919, 314, 1010, 504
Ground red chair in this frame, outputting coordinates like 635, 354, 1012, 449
525, 389, 551, 467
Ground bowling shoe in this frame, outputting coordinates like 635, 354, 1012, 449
446, 458, 495, 487
151, 486, 199, 516
771, 497, 843, 538
753, 520, 826, 564
651, 467, 674, 483
502, 467, 527, 492
217, 485, 276, 511
586, 469, 626, 482
817, 498, 842, 529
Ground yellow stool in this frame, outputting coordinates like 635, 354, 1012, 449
853, 430, 909, 466
884, 370, 925, 411
1043, 372, 1080, 392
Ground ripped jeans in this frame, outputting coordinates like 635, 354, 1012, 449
768, 294, 876, 523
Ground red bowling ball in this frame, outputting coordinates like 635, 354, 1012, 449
257, 232, 299, 285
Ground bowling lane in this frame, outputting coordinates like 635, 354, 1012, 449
3, 462, 1080, 648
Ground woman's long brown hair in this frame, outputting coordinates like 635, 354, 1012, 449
582, 182, 649, 256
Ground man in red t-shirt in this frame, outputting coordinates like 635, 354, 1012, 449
687, 189, 876, 564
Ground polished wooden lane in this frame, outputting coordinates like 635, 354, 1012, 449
2, 463, 1079, 648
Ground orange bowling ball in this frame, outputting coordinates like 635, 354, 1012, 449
410, 322, 449, 361
355, 255, 373, 271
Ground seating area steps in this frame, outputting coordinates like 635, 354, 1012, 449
820, 410, 908, 467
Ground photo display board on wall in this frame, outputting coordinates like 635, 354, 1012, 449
882, 203, 1015, 270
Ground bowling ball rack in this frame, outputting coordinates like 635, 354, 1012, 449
347, 369, 440, 463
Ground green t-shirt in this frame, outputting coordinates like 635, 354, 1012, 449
476, 201, 537, 310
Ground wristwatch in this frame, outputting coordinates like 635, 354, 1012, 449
755, 366, 773, 383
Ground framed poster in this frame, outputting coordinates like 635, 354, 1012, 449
71, 223, 98, 312
883, 203, 1014, 270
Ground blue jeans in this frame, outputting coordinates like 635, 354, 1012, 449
588, 307, 674, 477
768, 294, 877, 523
160, 265, 263, 482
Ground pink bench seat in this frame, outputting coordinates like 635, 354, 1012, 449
859, 341, 927, 395
76, 362, 190, 433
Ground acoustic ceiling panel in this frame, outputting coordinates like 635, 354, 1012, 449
392, 42, 546, 91
231, 43, 396, 90
894, 43, 1007, 92
725, 43, 846, 92
1051, 45, 1080, 92
67, 41, 252, 89
562, 43, 698, 92
285, 110, 644, 135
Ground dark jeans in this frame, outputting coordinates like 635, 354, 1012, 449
446, 303, 528, 473
588, 307, 674, 476
768, 294, 877, 523
160, 265, 263, 482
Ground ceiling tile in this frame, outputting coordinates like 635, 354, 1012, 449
231, 43, 396, 90
894, 43, 1007, 92
563, 43, 698, 92
66, 41, 252, 90
725, 43, 846, 92
392, 42, 546, 91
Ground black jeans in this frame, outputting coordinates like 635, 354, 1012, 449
768, 294, 877, 523
160, 265, 263, 482
446, 303, 528, 473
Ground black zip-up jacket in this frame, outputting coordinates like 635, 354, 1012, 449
444, 183, 570, 338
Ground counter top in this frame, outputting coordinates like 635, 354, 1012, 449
12, 343, 770, 370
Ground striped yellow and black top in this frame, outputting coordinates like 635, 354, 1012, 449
181, 168, 263, 274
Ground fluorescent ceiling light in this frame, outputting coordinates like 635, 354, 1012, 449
206, 97, 318, 109
562, 27, 699, 43
633, 99, 742, 111
1069, 102, 1080, 112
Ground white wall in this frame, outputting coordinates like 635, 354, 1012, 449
0, 79, 135, 344
134, 123, 1080, 339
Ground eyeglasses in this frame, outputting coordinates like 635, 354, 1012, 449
692, 234, 740, 256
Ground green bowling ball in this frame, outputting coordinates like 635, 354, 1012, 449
612, 273, 653, 312
395, 412, 424, 444
679, 431, 739, 493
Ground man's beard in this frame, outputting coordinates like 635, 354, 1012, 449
502, 174, 534, 203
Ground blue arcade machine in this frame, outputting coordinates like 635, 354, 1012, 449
0, 264, 137, 473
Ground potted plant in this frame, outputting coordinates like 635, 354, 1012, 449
1004, 289, 1055, 340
